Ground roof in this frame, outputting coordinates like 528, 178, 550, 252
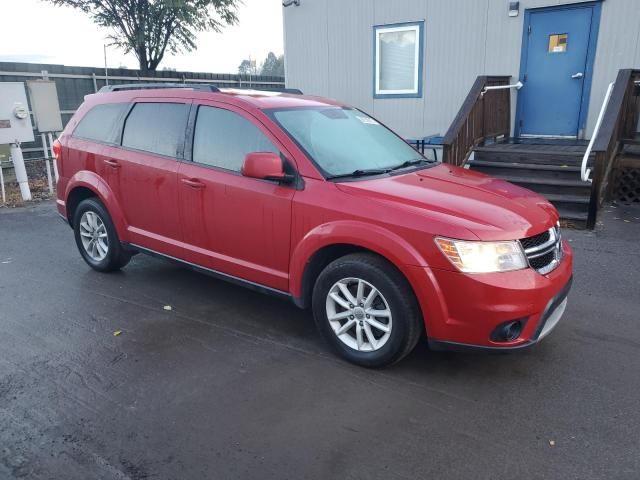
85, 86, 346, 111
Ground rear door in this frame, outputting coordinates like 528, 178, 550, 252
178, 102, 295, 291
109, 99, 190, 257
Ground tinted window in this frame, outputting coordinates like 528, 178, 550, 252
122, 103, 189, 157
193, 106, 278, 171
73, 103, 128, 143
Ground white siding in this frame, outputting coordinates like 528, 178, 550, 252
284, 0, 640, 139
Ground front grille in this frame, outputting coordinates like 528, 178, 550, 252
520, 225, 563, 275
521, 231, 550, 250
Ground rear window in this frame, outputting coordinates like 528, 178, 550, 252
122, 103, 189, 158
73, 103, 128, 143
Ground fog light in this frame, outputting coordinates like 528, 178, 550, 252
490, 319, 526, 342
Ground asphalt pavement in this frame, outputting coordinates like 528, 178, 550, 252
1, 201, 639, 480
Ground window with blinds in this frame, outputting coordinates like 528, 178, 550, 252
374, 22, 423, 97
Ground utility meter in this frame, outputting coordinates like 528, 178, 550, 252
0, 83, 35, 145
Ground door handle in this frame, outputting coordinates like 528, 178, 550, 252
181, 178, 205, 189
104, 159, 121, 169
571, 72, 584, 79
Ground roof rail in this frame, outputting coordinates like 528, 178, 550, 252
218, 86, 303, 95
97, 83, 303, 95
98, 83, 220, 93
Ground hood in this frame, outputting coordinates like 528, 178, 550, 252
335, 164, 558, 241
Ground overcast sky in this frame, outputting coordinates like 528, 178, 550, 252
0, 0, 284, 73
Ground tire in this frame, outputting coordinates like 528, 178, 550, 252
312, 253, 423, 368
73, 197, 131, 272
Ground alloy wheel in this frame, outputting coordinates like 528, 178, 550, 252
325, 277, 393, 352
79, 211, 109, 262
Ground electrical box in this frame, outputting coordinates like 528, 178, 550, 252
0, 82, 34, 144
26, 80, 63, 133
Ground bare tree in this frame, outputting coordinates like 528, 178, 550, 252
45, 0, 240, 72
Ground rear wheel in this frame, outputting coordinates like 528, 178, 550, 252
312, 253, 423, 368
73, 198, 131, 272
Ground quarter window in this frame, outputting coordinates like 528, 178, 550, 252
192, 106, 278, 172
122, 103, 189, 157
374, 22, 424, 98
73, 103, 128, 143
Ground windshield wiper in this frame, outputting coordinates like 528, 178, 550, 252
388, 158, 434, 171
327, 168, 390, 180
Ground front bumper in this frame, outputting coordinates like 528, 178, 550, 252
428, 275, 572, 352
404, 240, 573, 351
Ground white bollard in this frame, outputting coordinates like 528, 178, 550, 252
41, 133, 53, 194
48, 132, 59, 182
10, 143, 31, 201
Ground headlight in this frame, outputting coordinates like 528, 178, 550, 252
435, 237, 528, 273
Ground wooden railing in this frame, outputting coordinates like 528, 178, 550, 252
587, 69, 640, 229
442, 76, 512, 166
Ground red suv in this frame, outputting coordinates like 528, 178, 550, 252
54, 85, 572, 367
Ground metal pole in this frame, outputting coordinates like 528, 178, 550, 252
104, 44, 109, 86
41, 133, 53, 194
48, 132, 59, 182
92, 72, 98, 92
10, 143, 31, 201
0, 161, 5, 204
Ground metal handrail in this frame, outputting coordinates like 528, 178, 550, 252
581, 81, 615, 182
481, 81, 523, 96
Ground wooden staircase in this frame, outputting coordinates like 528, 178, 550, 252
441, 70, 640, 229
467, 139, 593, 226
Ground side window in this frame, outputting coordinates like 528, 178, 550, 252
193, 106, 279, 171
122, 103, 189, 157
73, 103, 128, 143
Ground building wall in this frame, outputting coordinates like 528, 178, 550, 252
284, 0, 640, 139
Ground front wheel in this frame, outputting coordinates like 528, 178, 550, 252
312, 253, 423, 368
73, 198, 131, 272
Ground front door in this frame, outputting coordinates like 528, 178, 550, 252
178, 103, 295, 292
518, 4, 599, 137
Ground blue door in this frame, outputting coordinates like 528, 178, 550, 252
518, 5, 598, 137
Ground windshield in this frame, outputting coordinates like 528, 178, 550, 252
269, 107, 429, 178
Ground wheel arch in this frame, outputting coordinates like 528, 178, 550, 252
64, 171, 128, 239
290, 221, 430, 310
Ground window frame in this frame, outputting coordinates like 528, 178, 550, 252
373, 21, 425, 99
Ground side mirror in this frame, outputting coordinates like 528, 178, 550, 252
242, 152, 293, 183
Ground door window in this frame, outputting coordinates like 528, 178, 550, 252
192, 106, 278, 172
548, 33, 568, 53
122, 103, 189, 157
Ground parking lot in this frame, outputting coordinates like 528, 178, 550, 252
1, 201, 639, 480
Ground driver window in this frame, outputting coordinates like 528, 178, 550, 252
192, 106, 279, 172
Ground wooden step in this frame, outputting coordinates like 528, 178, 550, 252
557, 208, 588, 228
470, 160, 582, 172
474, 150, 588, 167
469, 160, 582, 181
544, 193, 590, 205
496, 174, 592, 196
